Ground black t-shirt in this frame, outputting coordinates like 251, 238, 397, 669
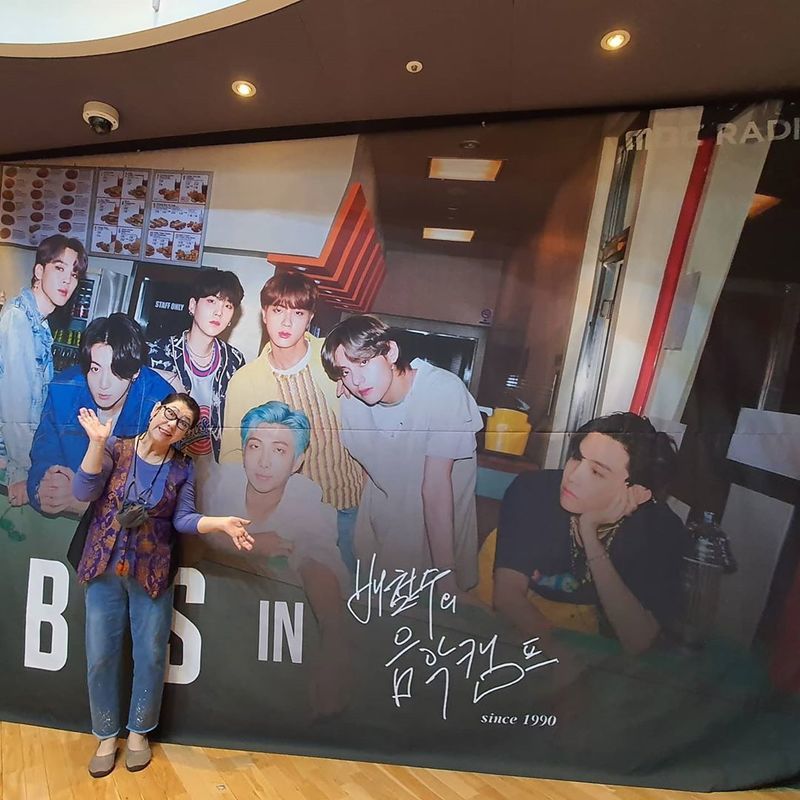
494, 470, 691, 630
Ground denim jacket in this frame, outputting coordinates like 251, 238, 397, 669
0, 288, 54, 486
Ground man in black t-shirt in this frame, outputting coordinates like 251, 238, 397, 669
493, 412, 690, 655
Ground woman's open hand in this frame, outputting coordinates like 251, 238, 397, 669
215, 516, 254, 551
77, 407, 113, 445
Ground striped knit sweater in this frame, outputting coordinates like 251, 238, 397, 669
220, 334, 362, 510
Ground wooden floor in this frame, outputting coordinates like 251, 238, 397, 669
1, 722, 798, 800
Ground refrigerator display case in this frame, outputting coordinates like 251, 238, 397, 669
50, 277, 95, 372
50, 265, 134, 372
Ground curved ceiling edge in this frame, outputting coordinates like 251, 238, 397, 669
0, 0, 301, 59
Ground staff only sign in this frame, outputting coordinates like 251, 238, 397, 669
2, 97, 800, 791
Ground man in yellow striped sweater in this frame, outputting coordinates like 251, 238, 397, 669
220, 271, 362, 572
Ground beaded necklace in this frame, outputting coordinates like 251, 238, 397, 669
568, 515, 623, 588
184, 335, 219, 377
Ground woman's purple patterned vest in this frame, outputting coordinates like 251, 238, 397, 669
77, 437, 193, 598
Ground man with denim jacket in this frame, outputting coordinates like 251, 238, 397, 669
0, 235, 87, 506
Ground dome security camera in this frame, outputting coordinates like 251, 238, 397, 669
82, 101, 120, 135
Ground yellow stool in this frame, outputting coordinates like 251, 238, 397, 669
484, 409, 532, 456
477, 529, 599, 635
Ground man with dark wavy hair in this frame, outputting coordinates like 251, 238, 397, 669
322, 313, 483, 597
493, 412, 690, 655
27, 313, 171, 516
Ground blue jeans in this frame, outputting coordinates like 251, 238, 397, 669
337, 506, 359, 575
85, 572, 174, 739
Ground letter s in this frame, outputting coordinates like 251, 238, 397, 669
165, 567, 204, 685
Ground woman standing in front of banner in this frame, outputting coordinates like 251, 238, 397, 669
72, 392, 254, 778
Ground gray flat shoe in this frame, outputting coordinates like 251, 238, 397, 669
88, 748, 117, 778
125, 740, 152, 772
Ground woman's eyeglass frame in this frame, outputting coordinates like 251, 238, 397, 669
160, 405, 193, 432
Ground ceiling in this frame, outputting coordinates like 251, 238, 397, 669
1, 0, 799, 159
0, 0, 278, 51
365, 113, 615, 261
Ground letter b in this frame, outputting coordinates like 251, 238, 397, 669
24, 558, 70, 672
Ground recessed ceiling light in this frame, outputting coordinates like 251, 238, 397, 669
600, 29, 630, 51
406, 60, 423, 74
231, 80, 257, 97
460, 139, 480, 150
429, 158, 503, 182
423, 227, 475, 242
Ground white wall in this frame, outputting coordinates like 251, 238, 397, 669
3, 136, 361, 360
599, 106, 703, 415
599, 103, 778, 421
718, 484, 795, 645
372, 248, 503, 327
646, 102, 778, 421
23, 136, 360, 255
543, 135, 618, 467
0, 244, 32, 300
348, 135, 380, 224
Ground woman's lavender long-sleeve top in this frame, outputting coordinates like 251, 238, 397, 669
73, 438, 202, 534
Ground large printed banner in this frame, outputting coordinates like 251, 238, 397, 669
1, 99, 800, 791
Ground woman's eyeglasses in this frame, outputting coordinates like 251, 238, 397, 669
161, 405, 192, 431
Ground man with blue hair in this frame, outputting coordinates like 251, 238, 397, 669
201, 400, 351, 715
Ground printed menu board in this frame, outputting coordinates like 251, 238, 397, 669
89, 168, 151, 259
0, 163, 213, 267
144, 171, 211, 265
0, 165, 93, 247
